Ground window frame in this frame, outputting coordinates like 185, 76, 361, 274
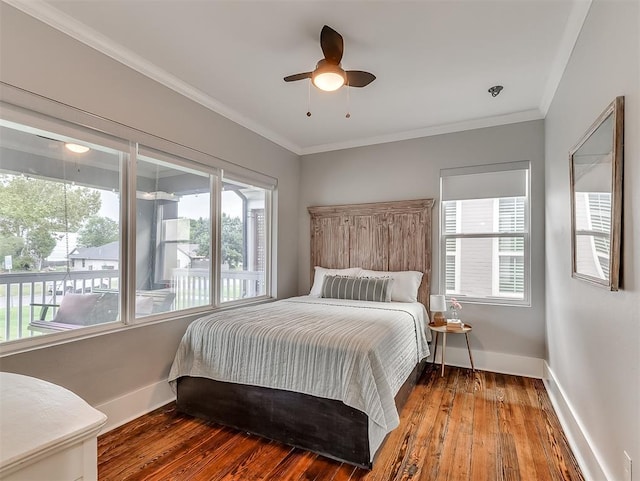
439, 161, 531, 307
0, 83, 276, 354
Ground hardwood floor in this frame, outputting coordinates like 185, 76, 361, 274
98, 367, 584, 481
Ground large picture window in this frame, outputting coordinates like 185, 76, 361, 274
0, 98, 274, 349
440, 162, 530, 305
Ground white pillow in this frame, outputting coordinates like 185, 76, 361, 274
135, 296, 154, 316
357, 269, 423, 302
309, 266, 362, 297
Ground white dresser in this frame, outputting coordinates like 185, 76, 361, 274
0, 372, 107, 481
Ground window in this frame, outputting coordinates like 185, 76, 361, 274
0, 94, 274, 349
220, 177, 270, 302
0, 118, 125, 342
440, 162, 530, 305
136, 150, 215, 317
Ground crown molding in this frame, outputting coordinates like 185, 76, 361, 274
539, 0, 592, 115
3, 0, 303, 155
300, 109, 544, 155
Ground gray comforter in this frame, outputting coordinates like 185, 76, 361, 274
168, 296, 430, 459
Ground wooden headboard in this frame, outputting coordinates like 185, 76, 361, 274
308, 199, 435, 310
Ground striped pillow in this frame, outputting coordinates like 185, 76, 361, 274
320, 275, 393, 302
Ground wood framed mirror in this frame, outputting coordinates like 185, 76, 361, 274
570, 96, 624, 290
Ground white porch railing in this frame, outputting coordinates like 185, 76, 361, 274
171, 268, 264, 308
1, 268, 265, 342
0, 270, 119, 342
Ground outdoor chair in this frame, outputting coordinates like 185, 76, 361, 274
29, 291, 119, 333
92, 288, 176, 316
29, 288, 176, 333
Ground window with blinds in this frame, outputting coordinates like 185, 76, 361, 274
439, 162, 530, 305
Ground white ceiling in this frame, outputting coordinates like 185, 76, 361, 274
7, 0, 591, 155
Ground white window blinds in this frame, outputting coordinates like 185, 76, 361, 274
441, 161, 528, 201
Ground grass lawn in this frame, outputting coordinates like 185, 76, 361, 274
0, 306, 48, 342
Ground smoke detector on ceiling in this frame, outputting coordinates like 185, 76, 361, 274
488, 85, 504, 97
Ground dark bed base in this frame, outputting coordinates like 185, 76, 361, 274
176, 359, 426, 469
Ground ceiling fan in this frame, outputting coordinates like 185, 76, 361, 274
284, 25, 376, 92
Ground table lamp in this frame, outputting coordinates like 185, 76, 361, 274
430, 295, 447, 326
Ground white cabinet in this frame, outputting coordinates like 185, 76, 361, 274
0, 372, 107, 481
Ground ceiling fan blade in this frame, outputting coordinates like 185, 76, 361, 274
320, 25, 343, 64
284, 72, 312, 82
346, 71, 376, 88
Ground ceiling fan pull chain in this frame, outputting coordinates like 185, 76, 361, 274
345, 85, 351, 119
306, 79, 312, 117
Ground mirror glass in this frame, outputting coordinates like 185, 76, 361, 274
570, 97, 624, 290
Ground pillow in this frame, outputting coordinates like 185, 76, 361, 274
135, 296, 155, 316
89, 292, 119, 325
321, 275, 393, 302
52, 293, 101, 325
357, 269, 423, 302
309, 266, 362, 297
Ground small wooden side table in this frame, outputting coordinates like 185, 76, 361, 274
428, 322, 475, 377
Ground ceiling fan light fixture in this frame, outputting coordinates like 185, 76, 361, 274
312, 62, 346, 91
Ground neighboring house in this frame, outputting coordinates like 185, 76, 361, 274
69, 241, 203, 271
69, 241, 119, 271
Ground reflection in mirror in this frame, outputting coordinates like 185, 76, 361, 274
570, 97, 624, 290
573, 115, 613, 281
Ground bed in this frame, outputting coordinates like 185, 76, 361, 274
169, 199, 435, 468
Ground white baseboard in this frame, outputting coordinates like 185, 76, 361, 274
543, 362, 610, 481
430, 345, 544, 378
94, 379, 175, 434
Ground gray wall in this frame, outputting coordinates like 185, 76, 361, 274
544, 1, 639, 479
0, 5, 300, 405
299, 120, 546, 361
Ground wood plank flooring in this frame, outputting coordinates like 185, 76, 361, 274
98, 367, 584, 481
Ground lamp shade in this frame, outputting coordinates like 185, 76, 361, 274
430, 295, 447, 312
